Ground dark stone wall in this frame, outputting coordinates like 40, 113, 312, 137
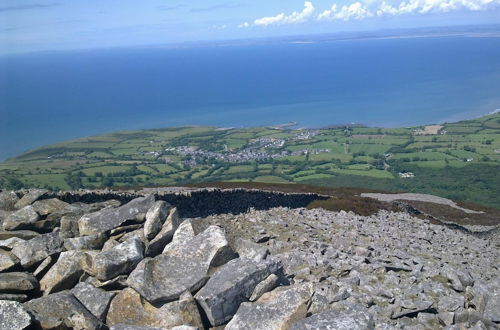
48, 188, 327, 218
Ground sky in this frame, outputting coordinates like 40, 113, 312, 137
0, 0, 499, 54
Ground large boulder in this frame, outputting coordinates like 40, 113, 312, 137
64, 233, 107, 250
82, 237, 144, 281
60, 213, 83, 238
290, 306, 375, 330
144, 201, 171, 241
2, 206, 40, 231
71, 282, 116, 321
145, 207, 181, 257
0, 191, 19, 210
127, 225, 235, 303
106, 288, 203, 329
225, 283, 314, 330
14, 189, 48, 209
0, 272, 38, 292
0, 300, 32, 330
195, 258, 279, 326
31, 198, 69, 216
39, 250, 86, 295
24, 291, 106, 329
11, 232, 64, 268
79, 195, 155, 236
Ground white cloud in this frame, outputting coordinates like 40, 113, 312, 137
240, 0, 499, 27
250, 1, 315, 27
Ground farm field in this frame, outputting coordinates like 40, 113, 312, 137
1, 113, 499, 208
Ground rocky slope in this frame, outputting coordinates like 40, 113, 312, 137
0, 188, 498, 330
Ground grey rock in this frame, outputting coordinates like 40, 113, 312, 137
483, 283, 500, 322
438, 294, 464, 312
128, 225, 235, 303
160, 217, 196, 255
110, 326, 165, 330
0, 249, 19, 272
235, 238, 269, 262
85, 274, 129, 290
0, 230, 39, 240
250, 273, 280, 301
24, 291, 106, 329
391, 300, 433, 319
438, 312, 455, 326
225, 283, 314, 330
64, 233, 107, 250
11, 232, 64, 268
79, 195, 155, 236
144, 207, 180, 257
0, 300, 32, 330
59, 212, 83, 238
0, 191, 19, 211
144, 201, 171, 241
442, 266, 465, 292
0, 237, 25, 250
291, 306, 374, 330
31, 198, 69, 216
71, 282, 116, 321
33, 256, 53, 278
106, 288, 203, 329
0, 272, 38, 292
195, 258, 278, 326
0, 293, 29, 302
82, 237, 144, 281
2, 206, 40, 231
14, 189, 48, 209
39, 250, 86, 295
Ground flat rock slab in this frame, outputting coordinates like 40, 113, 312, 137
2, 206, 40, 231
290, 306, 374, 330
0, 272, 38, 292
0, 250, 19, 272
11, 232, 64, 268
144, 201, 171, 240
40, 250, 86, 295
82, 237, 144, 281
128, 225, 235, 304
31, 198, 69, 216
225, 283, 314, 330
106, 288, 203, 329
24, 291, 106, 330
0, 300, 32, 330
195, 258, 278, 326
79, 195, 155, 236
14, 189, 48, 209
71, 282, 116, 321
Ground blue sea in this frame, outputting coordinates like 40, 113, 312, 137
1, 35, 500, 161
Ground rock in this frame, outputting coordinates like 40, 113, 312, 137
235, 238, 269, 262
483, 283, 500, 322
110, 326, 165, 330
71, 282, 116, 321
291, 306, 374, 330
31, 198, 69, 216
0, 191, 19, 210
2, 206, 40, 231
39, 250, 86, 295
0, 293, 29, 302
11, 232, 64, 268
225, 283, 314, 330
195, 258, 279, 326
33, 256, 53, 278
85, 274, 129, 290
0, 237, 24, 250
438, 312, 455, 326
160, 217, 197, 255
59, 213, 83, 238
391, 300, 433, 319
106, 288, 203, 329
0, 300, 32, 330
14, 189, 48, 209
128, 226, 235, 303
82, 237, 144, 281
250, 273, 280, 301
79, 195, 155, 236
0, 272, 38, 292
442, 266, 465, 292
0, 250, 19, 272
144, 201, 171, 241
144, 207, 181, 257
64, 233, 107, 250
24, 291, 106, 329
438, 294, 464, 312
0, 230, 39, 240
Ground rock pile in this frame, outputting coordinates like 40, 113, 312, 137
0, 189, 498, 329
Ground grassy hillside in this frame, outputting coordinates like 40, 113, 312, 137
1, 113, 499, 208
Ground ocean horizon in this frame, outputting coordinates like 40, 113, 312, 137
1, 34, 500, 161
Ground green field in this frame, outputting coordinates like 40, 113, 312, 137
1, 114, 499, 208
